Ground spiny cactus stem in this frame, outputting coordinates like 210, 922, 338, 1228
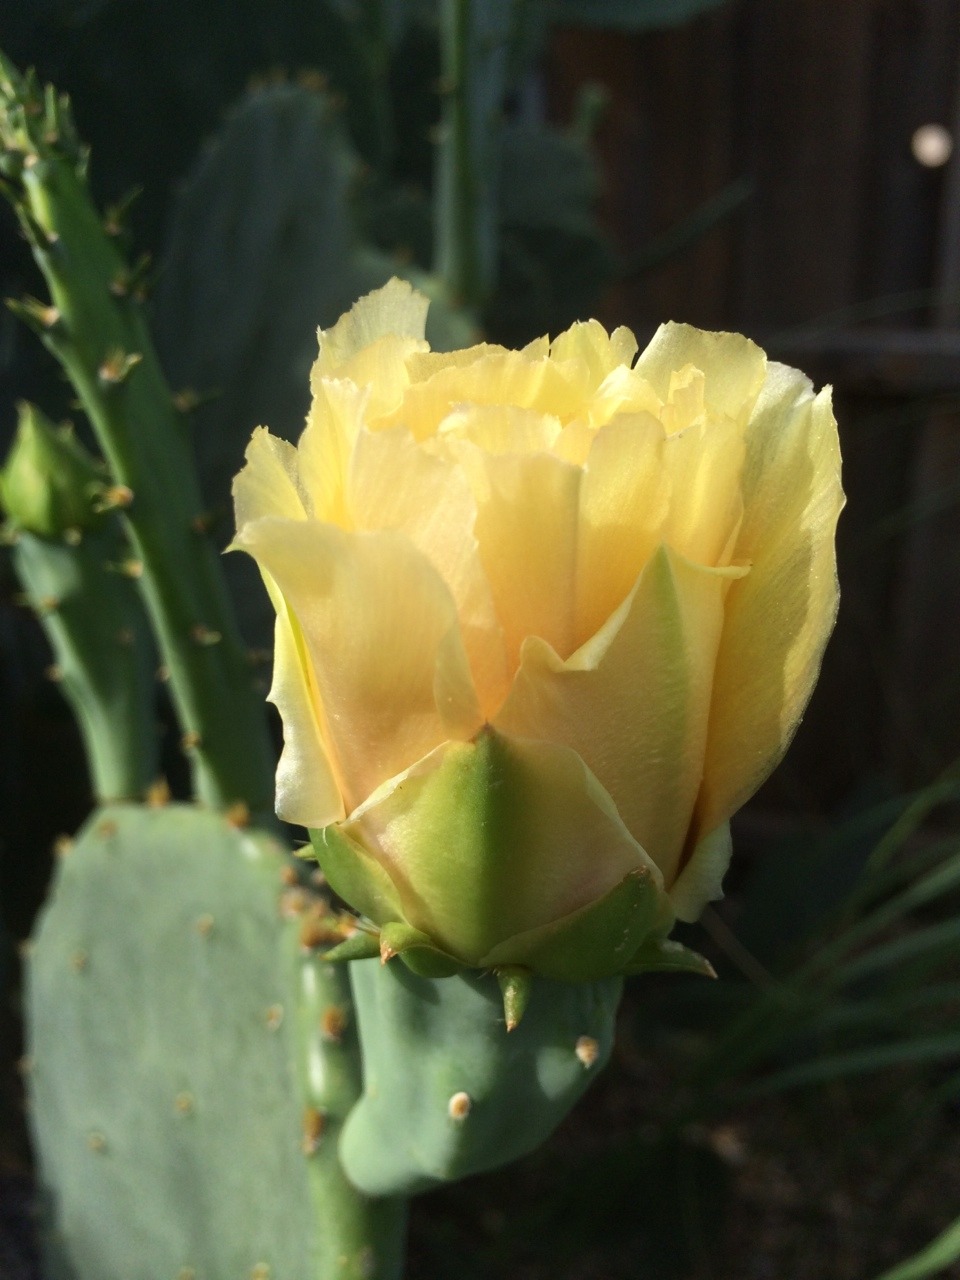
293, 950, 407, 1280
0, 56, 276, 816
11, 526, 159, 801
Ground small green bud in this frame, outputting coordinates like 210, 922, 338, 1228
0, 402, 103, 536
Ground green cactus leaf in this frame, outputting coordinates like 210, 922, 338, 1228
625, 936, 717, 979
340, 958, 622, 1197
26, 804, 405, 1280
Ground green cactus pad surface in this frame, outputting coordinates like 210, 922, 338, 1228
26, 803, 405, 1280
340, 958, 622, 1198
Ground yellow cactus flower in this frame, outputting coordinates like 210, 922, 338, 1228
232, 279, 843, 983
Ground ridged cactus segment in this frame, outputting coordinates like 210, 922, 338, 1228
340, 959, 622, 1197
11, 527, 158, 801
26, 804, 405, 1280
0, 49, 276, 816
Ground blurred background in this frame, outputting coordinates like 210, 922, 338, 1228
3, 1, 960, 1277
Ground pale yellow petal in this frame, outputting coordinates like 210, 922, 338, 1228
435, 404, 562, 456
296, 378, 368, 527
634, 322, 767, 425
347, 425, 510, 715
266, 582, 344, 827
669, 822, 732, 923
231, 427, 306, 529
454, 444, 583, 669
694, 368, 843, 840
234, 518, 482, 811
575, 414, 669, 641
660, 415, 746, 566
497, 545, 742, 886
549, 318, 638, 387
383, 349, 587, 440
312, 276, 429, 379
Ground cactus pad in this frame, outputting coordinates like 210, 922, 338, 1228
26, 803, 404, 1280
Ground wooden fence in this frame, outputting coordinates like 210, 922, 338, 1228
550, 0, 960, 811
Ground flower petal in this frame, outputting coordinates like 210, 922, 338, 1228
234, 518, 482, 812
575, 414, 669, 642
634, 322, 767, 426
694, 368, 843, 840
341, 728, 651, 965
497, 545, 743, 886
231, 427, 306, 528
454, 445, 583, 668
347, 424, 510, 715
312, 276, 428, 379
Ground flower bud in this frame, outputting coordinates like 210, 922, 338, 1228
1, 402, 103, 537
233, 279, 843, 985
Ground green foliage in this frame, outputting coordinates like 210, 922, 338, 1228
10, 524, 158, 802
340, 957, 622, 1196
27, 803, 406, 1280
873, 1213, 960, 1280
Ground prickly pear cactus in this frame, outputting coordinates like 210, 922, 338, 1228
25, 803, 405, 1280
341, 959, 622, 1197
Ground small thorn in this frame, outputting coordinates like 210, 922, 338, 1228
195, 913, 215, 938
116, 626, 134, 646
108, 557, 142, 579
279, 864, 299, 887
575, 1035, 600, 1068
447, 1091, 471, 1121
180, 730, 202, 753
265, 1004, 284, 1032
17, 1055, 34, 1076
53, 834, 74, 859
36, 595, 60, 614
6, 295, 60, 330
69, 949, 88, 972
190, 510, 215, 535
95, 818, 118, 839
145, 777, 171, 807
176, 1269, 197, 1280
495, 966, 532, 1031
301, 1106, 326, 1156
190, 623, 222, 646
380, 937, 397, 963
93, 483, 134, 513
320, 1005, 347, 1043
45, 662, 63, 682
251, 1264, 271, 1280
155, 663, 170, 682
97, 348, 142, 386
173, 1091, 194, 1117
86, 1130, 107, 1153
225, 800, 250, 829
63, 526, 82, 546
